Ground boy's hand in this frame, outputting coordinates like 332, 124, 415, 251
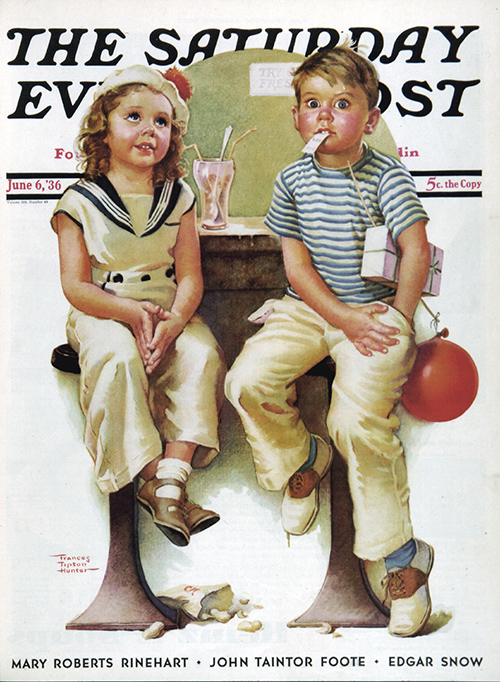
343, 303, 400, 357
144, 312, 185, 374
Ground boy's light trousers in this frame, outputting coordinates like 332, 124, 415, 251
225, 296, 417, 560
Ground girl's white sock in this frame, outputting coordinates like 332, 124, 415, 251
155, 458, 192, 499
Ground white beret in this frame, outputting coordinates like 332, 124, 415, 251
94, 64, 190, 136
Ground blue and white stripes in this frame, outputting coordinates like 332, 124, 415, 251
265, 147, 428, 304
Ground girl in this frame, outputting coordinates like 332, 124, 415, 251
52, 64, 226, 547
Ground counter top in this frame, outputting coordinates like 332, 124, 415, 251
198, 216, 272, 238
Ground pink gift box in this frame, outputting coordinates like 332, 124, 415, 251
361, 225, 443, 296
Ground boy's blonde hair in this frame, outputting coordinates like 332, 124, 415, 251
292, 46, 379, 110
77, 83, 185, 185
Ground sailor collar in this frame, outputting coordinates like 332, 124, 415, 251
71, 175, 182, 237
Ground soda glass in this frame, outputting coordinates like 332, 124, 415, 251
193, 159, 235, 229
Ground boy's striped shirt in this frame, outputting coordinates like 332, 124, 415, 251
265, 146, 429, 305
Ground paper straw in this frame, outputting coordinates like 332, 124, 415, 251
184, 143, 203, 160
227, 128, 257, 160
219, 126, 233, 160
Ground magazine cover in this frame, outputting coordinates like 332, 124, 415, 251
1, 0, 499, 680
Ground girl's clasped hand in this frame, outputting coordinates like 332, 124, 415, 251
145, 307, 186, 374
120, 299, 185, 373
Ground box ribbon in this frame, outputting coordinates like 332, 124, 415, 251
364, 240, 401, 281
428, 245, 442, 289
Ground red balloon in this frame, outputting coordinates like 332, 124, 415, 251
402, 332, 479, 422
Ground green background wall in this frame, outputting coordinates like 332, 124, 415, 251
184, 49, 398, 218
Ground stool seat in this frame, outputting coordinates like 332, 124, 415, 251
51, 344, 335, 381
305, 355, 335, 383
51, 343, 80, 374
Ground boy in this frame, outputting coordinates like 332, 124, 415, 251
225, 45, 433, 637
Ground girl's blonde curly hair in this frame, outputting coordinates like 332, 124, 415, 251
76, 83, 185, 185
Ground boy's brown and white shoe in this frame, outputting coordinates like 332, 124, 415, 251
281, 435, 333, 535
137, 477, 190, 547
383, 538, 434, 637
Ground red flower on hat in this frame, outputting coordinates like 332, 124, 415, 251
159, 67, 193, 102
